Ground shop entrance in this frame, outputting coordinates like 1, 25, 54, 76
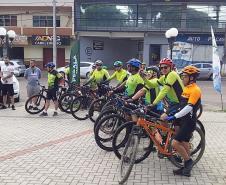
43, 48, 65, 68
149, 45, 161, 65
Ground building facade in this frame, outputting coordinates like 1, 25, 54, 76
74, 0, 226, 68
0, 1, 74, 69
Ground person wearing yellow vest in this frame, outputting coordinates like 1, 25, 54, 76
104, 60, 128, 87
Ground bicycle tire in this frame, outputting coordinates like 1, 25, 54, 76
70, 96, 90, 120
113, 121, 154, 164
25, 95, 46, 114
94, 109, 118, 131
88, 98, 107, 123
168, 126, 205, 168
118, 134, 139, 184
94, 114, 126, 151
196, 104, 203, 119
58, 93, 77, 114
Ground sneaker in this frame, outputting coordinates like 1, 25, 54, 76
173, 167, 184, 176
53, 112, 58, 116
182, 159, 193, 177
39, 112, 48, 116
28, 105, 33, 110
33, 107, 39, 111
1, 105, 7, 109
12, 105, 16, 110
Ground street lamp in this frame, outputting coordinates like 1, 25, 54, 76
165, 27, 178, 60
0, 27, 16, 58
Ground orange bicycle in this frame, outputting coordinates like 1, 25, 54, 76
112, 104, 205, 184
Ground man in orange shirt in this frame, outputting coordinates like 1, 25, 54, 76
165, 66, 202, 177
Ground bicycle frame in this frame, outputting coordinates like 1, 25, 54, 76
136, 117, 175, 157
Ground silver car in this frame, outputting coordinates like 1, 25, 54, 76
10, 59, 26, 77
191, 63, 213, 80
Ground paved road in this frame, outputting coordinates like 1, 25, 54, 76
0, 106, 226, 185
0, 76, 225, 185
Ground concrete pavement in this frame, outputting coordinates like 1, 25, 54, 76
0, 105, 226, 185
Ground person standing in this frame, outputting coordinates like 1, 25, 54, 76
24, 60, 41, 110
0, 57, 15, 110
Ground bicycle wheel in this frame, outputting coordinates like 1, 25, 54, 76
94, 114, 126, 151
88, 98, 107, 123
25, 95, 46, 114
70, 96, 91, 120
113, 121, 154, 164
58, 93, 77, 113
94, 109, 117, 131
168, 126, 205, 168
196, 104, 203, 119
118, 133, 139, 184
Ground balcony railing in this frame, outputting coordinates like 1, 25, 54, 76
76, 18, 226, 32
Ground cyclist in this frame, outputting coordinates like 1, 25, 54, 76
112, 58, 144, 98
143, 58, 184, 119
104, 61, 128, 87
85, 60, 110, 86
140, 62, 146, 72
129, 66, 163, 114
165, 66, 201, 177
40, 62, 63, 117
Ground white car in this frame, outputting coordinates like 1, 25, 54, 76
57, 62, 94, 79
0, 61, 20, 102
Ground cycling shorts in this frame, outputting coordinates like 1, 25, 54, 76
47, 88, 58, 101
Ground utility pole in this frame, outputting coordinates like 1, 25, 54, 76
53, 0, 57, 67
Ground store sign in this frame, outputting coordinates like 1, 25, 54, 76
176, 34, 225, 45
13, 35, 28, 45
93, 40, 104, 50
32, 35, 70, 46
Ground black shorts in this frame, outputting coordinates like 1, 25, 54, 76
174, 117, 196, 142
46, 88, 58, 101
2, 84, 14, 96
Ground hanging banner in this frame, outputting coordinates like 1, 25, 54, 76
167, 41, 193, 68
69, 40, 80, 84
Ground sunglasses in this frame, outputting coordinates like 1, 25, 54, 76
96, 64, 102, 66
180, 74, 189, 79
160, 66, 169, 70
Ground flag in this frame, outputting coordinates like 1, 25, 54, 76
69, 40, 80, 84
211, 26, 222, 93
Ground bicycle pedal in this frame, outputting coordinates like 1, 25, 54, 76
157, 152, 167, 159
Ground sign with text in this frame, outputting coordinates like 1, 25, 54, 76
93, 40, 104, 50
32, 35, 70, 46
176, 34, 224, 45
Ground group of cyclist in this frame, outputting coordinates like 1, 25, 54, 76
41, 56, 201, 177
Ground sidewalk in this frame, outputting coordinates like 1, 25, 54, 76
0, 107, 225, 185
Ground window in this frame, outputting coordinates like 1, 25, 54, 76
203, 64, 212, 68
193, 64, 201, 68
33, 16, 60, 27
80, 63, 91, 67
0, 15, 17, 26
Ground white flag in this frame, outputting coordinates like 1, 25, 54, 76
211, 26, 222, 93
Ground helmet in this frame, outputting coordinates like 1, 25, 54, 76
146, 66, 160, 78
113, 60, 123, 67
182, 65, 200, 76
102, 65, 108, 70
95, 60, 103, 66
45, 62, 55, 68
127, 58, 141, 68
159, 58, 173, 67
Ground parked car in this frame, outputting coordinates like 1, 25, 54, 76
191, 63, 213, 80
57, 62, 94, 79
10, 59, 26, 77
0, 61, 20, 102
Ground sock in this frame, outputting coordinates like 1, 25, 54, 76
43, 110, 47, 113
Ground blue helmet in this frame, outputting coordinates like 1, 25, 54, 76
45, 62, 55, 68
127, 58, 141, 68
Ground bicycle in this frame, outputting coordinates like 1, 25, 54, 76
25, 84, 66, 114
112, 104, 205, 184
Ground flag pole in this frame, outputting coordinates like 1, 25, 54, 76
220, 93, 224, 111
